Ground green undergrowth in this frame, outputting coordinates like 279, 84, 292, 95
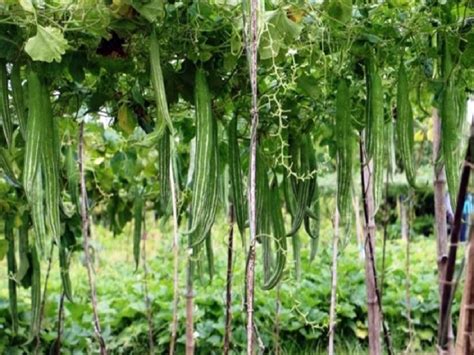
0, 221, 462, 354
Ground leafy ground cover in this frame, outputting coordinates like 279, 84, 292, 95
0, 220, 460, 354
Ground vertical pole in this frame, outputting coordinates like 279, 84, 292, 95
328, 209, 340, 355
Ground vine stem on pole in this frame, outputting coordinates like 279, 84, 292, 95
223, 204, 235, 355
245, 0, 259, 353
79, 122, 107, 355
328, 208, 340, 355
169, 156, 180, 355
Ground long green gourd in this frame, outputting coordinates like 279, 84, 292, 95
6, 217, 18, 334
396, 60, 416, 188
11, 63, 27, 140
368, 63, 385, 211
59, 234, 73, 301
65, 142, 80, 211
335, 79, 353, 220
150, 29, 173, 134
150, 30, 172, 212
188, 69, 218, 247
31, 244, 41, 338
41, 82, 61, 246
133, 193, 144, 270
228, 115, 247, 247
0, 59, 13, 146
262, 179, 287, 290
441, 37, 459, 207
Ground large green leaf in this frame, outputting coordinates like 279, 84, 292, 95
25, 25, 68, 63
129, 0, 164, 23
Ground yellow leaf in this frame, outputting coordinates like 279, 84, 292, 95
117, 104, 136, 136
414, 130, 425, 142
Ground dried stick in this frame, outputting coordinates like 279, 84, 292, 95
223, 205, 235, 355
79, 122, 107, 354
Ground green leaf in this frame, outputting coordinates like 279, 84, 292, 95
19, 0, 35, 13
25, 25, 68, 63
259, 9, 302, 60
129, 0, 164, 23
0, 239, 7, 260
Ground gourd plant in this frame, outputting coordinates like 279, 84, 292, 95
0, 0, 472, 353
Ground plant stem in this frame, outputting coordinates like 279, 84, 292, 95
79, 122, 107, 355
223, 204, 235, 355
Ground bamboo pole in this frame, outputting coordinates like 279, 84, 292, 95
455, 219, 474, 354
438, 123, 474, 350
359, 136, 393, 355
360, 138, 382, 355
432, 108, 454, 354
328, 208, 340, 355
245, 0, 260, 353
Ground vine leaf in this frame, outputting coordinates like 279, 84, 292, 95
25, 25, 68, 63
129, 0, 164, 23
259, 9, 302, 60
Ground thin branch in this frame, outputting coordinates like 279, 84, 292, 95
79, 122, 107, 354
